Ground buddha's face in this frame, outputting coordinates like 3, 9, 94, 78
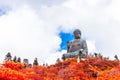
74, 30, 81, 39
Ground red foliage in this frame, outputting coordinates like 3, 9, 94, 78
0, 56, 120, 80
0, 68, 28, 80
2, 61, 24, 70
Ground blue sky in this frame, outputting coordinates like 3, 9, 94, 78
0, 8, 5, 16
59, 32, 74, 50
0, 0, 120, 64
0, 6, 9, 16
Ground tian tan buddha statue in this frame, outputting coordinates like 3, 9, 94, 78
62, 29, 88, 59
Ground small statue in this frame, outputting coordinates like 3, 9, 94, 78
62, 29, 88, 59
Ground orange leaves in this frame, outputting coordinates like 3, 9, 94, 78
2, 61, 24, 70
0, 57, 120, 80
0, 68, 28, 80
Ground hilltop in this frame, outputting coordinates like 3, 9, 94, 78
0, 54, 120, 80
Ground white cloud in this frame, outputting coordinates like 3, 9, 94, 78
106, 0, 120, 22
1, 0, 120, 64
45, 50, 67, 65
86, 40, 96, 54
0, 5, 61, 64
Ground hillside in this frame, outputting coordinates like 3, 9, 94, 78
0, 55, 120, 80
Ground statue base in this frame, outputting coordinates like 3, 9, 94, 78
63, 50, 87, 59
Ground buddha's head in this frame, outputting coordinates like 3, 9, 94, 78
73, 29, 81, 39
